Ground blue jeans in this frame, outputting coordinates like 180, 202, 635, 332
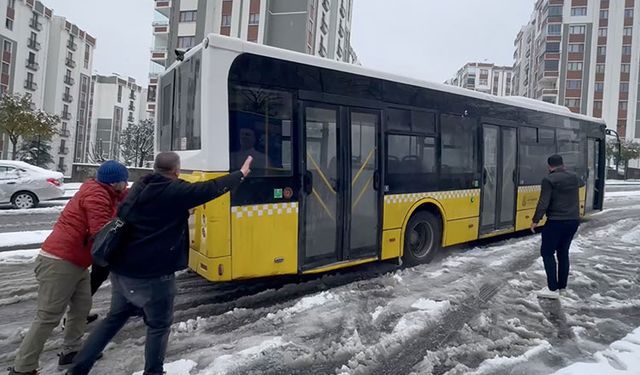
541, 220, 580, 291
70, 273, 176, 375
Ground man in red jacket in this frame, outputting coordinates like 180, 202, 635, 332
9, 161, 129, 375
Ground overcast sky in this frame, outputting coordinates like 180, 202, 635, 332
42, 0, 533, 85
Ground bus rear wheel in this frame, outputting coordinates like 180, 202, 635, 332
403, 211, 442, 265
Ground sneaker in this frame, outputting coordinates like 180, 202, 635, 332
58, 352, 77, 370
86, 313, 99, 324
536, 288, 560, 299
7, 368, 38, 375
559, 289, 567, 297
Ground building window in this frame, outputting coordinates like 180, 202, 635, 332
479, 78, 488, 86
594, 101, 602, 110
565, 99, 580, 108
597, 46, 606, 55
569, 25, 586, 34
598, 27, 608, 37
620, 101, 628, 111
3, 40, 11, 53
546, 42, 560, 52
621, 63, 631, 73
1, 62, 9, 75
625, 8, 634, 18
567, 43, 584, 53
596, 64, 605, 73
600, 10, 609, 19
179, 10, 197, 22
84, 44, 90, 69
548, 24, 562, 35
548, 6, 563, 16
221, 15, 231, 27
595, 82, 604, 92
480, 69, 489, 76
568, 62, 583, 71
5, 18, 12, 30
622, 45, 632, 55
571, 7, 587, 16
249, 13, 260, 25
621, 82, 629, 92
545, 60, 559, 71
566, 79, 582, 89
623, 27, 633, 36
117, 85, 122, 102
177, 36, 195, 49
7, 0, 15, 8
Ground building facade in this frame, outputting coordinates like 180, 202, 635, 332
86, 74, 148, 162
147, 0, 356, 117
43, 16, 95, 174
513, 0, 640, 140
0, 0, 96, 176
446, 62, 513, 96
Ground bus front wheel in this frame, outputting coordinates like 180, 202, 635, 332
403, 211, 442, 265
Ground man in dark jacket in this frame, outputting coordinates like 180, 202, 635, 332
9, 161, 128, 375
531, 154, 583, 299
69, 152, 252, 375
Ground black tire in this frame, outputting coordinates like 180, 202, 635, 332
11, 191, 38, 209
403, 211, 442, 265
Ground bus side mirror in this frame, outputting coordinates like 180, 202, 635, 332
303, 171, 313, 195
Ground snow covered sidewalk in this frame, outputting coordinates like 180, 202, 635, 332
0, 230, 50, 249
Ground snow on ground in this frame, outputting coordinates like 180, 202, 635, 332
552, 327, 640, 375
0, 187, 639, 374
0, 205, 65, 215
605, 179, 640, 185
0, 230, 50, 247
0, 249, 39, 264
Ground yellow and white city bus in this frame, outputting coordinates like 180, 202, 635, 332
157, 35, 606, 282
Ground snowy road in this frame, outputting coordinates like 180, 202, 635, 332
1, 186, 640, 374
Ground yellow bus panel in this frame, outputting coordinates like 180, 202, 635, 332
188, 251, 232, 282
230, 203, 298, 279
443, 217, 479, 246
381, 229, 401, 260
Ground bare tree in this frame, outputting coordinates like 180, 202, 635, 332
120, 119, 155, 167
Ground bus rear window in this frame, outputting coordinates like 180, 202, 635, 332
171, 51, 201, 150
228, 85, 293, 176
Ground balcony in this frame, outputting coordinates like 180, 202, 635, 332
67, 39, 77, 51
150, 47, 168, 62
27, 38, 41, 51
64, 75, 75, 85
128, 102, 135, 111
154, 0, 171, 17
58, 147, 69, 155
340, 2, 346, 18
319, 44, 327, 57
338, 25, 344, 37
129, 91, 136, 100
320, 19, 328, 34
24, 80, 37, 91
63, 93, 73, 103
61, 111, 72, 120
127, 115, 135, 123
65, 58, 76, 68
153, 20, 169, 34
25, 59, 39, 71
29, 18, 42, 31
59, 128, 71, 137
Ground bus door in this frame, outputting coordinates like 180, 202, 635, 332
480, 124, 517, 234
300, 102, 381, 270
586, 138, 599, 211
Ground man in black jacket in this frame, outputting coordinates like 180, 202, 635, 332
531, 154, 583, 300
69, 152, 252, 375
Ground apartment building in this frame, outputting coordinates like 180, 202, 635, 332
147, 0, 356, 117
85, 74, 148, 162
0, 0, 52, 113
0, 0, 96, 176
446, 62, 513, 96
513, 0, 640, 140
43, 16, 95, 174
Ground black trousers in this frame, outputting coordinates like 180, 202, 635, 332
540, 219, 580, 291
90, 264, 110, 296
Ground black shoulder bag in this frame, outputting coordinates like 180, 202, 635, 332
91, 184, 146, 267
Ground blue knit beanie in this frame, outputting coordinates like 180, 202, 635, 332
96, 160, 129, 184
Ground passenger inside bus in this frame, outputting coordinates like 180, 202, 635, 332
230, 127, 270, 170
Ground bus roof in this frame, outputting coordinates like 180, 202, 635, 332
174, 34, 606, 126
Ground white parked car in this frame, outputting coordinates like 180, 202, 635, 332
0, 160, 65, 209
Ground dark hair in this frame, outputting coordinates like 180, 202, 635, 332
154, 151, 180, 174
547, 154, 564, 167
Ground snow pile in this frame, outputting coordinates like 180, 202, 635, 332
466, 340, 552, 374
199, 337, 286, 375
266, 291, 337, 321
133, 359, 196, 375
552, 327, 640, 375
0, 230, 51, 247
0, 249, 39, 264
0, 205, 64, 215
